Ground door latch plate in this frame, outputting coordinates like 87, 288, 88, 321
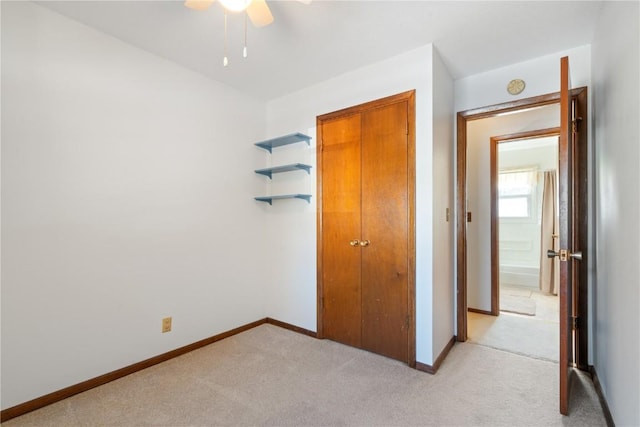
559, 249, 568, 262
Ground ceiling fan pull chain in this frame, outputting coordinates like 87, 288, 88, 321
243, 12, 248, 58
223, 10, 229, 67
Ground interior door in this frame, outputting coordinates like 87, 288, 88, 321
360, 101, 409, 362
556, 55, 578, 415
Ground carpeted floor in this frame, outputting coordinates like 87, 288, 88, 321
467, 311, 559, 362
500, 294, 537, 316
469, 285, 559, 362
3, 324, 607, 426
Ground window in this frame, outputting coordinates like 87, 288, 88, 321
499, 195, 530, 217
498, 170, 537, 219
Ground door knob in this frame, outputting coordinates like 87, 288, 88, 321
547, 249, 560, 259
547, 249, 582, 261
349, 239, 360, 247
359, 240, 370, 247
569, 251, 582, 261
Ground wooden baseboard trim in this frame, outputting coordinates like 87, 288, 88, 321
468, 307, 493, 316
1, 318, 274, 422
265, 318, 317, 338
589, 366, 615, 427
415, 336, 456, 375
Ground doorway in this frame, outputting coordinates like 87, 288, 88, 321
496, 133, 560, 314
468, 129, 561, 361
456, 89, 588, 370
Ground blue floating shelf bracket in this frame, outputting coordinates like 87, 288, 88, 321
254, 194, 312, 205
254, 133, 312, 153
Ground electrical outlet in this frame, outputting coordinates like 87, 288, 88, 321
162, 317, 172, 333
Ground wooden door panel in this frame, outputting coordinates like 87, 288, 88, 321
360, 101, 409, 361
559, 56, 574, 415
321, 114, 362, 348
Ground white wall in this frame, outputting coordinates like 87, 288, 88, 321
592, 2, 640, 426
455, 45, 591, 112
466, 105, 559, 310
431, 50, 455, 359
1, 2, 267, 410
266, 44, 455, 365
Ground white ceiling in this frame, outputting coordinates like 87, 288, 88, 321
38, 1, 604, 100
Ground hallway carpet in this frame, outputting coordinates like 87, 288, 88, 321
468, 311, 558, 362
3, 324, 606, 426
469, 287, 559, 362
500, 294, 536, 316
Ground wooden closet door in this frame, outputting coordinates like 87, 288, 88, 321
320, 113, 362, 348
360, 101, 409, 362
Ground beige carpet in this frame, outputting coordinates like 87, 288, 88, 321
3, 324, 606, 426
470, 286, 558, 362
500, 294, 537, 316
468, 311, 559, 362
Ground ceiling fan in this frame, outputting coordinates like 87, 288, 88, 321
184, 0, 311, 28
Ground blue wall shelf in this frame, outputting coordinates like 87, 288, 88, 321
254, 132, 312, 205
254, 163, 312, 179
254, 133, 311, 153
254, 194, 312, 205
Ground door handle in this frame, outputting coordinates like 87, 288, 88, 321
569, 251, 582, 261
547, 249, 582, 261
547, 249, 560, 259
359, 240, 370, 247
349, 239, 360, 247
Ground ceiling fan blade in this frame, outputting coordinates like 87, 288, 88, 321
246, 0, 273, 27
184, 0, 215, 11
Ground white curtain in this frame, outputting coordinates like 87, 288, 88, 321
539, 171, 559, 295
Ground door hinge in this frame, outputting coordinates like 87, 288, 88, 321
571, 316, 580, 330
405, 315, 410, 330
320, 297, 324, 310
572, 117, 583, 134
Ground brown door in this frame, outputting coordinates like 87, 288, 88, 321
318, 91, 415, 364
556, 55, 580, 415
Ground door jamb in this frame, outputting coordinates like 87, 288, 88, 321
456, 92, 559, 342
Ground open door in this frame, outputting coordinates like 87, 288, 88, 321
548, 55, 581, 415
456, 57, 588, 416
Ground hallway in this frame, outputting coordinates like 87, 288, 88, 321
468, 285, 559, 362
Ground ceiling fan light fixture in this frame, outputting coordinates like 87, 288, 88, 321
184, 0, 214, 11
219, 0, 252, 12
185, 0, 310, 67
